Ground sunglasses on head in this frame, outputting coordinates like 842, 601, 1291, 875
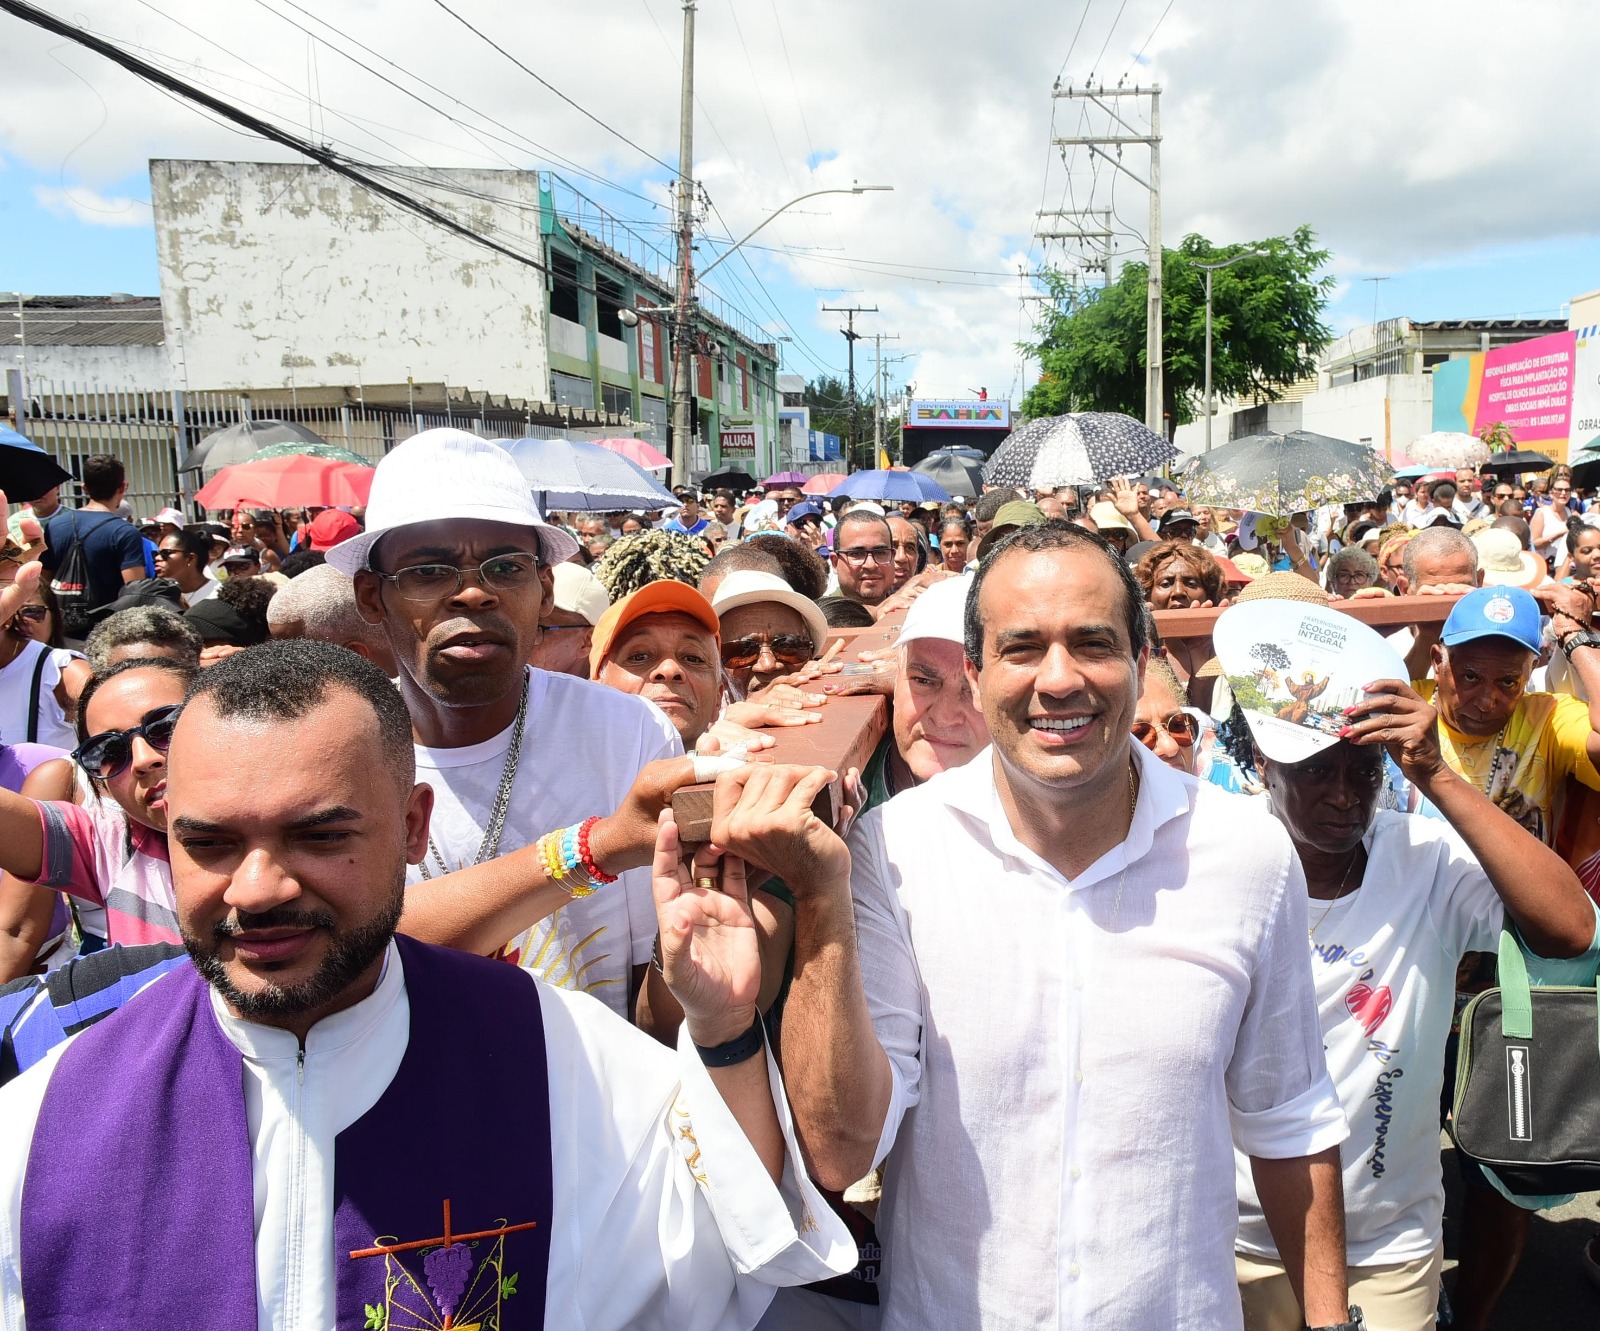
1131, 711, 1198, 751
73, 705, 183, 779
721, 634, 814, 670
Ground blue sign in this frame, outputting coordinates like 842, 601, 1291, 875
808, 429, 841, 461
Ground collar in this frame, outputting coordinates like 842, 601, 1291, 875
934, 738, 1192, 889
208, 939, 404, 1062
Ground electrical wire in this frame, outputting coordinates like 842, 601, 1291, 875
1124, 0, 1176, 77
1087, 0, 1131, 80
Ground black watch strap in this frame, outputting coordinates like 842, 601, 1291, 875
1561, 628, 1600, 658
693, 1014, 766, 1067
1304, 1306, 1365, 1331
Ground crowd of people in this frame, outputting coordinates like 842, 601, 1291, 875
0, 430, 1597, 1330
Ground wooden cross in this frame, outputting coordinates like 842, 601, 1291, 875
348, 1199, 539, 1330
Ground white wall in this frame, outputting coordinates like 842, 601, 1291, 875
151, 161, 550, 396
1298, 375, 1434, 459
20, 344, 171, 391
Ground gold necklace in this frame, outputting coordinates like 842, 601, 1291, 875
1308, 847, 1363, 941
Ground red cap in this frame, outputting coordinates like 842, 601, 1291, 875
306, 509, 362, 550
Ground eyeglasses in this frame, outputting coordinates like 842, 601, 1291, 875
12, 604, 47, 624
374, 553, 540, 602
1131, 711, 1198, 751
722, 633, 814, 670
74, 705, 183, 779
837, 546, 894, 566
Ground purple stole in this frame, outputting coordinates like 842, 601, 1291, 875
20, 934, 553, 1330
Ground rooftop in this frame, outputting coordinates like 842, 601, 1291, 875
0, 295, 164, 346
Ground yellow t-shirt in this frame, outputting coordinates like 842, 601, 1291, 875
1416, 680, 1600, 845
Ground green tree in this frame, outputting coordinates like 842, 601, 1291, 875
1021, 226, 1335, 437
804, 375, 855, 444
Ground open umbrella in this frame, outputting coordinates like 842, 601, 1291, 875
1184, 431, 1393, 515
0, 427, 71, 502
829, 470, 951, 504
195, 455, 374, 510
251, 441, 374, 467
593, 437, 672, 471
1478, 449, 1556, 477
502, 436, 676, 512
703, 467, 759, 491
1392, 464, 1434, 481
802, 472, 847, 495
913, 447, 987, 498
763, 470, 808, 488
1404, 432, 1489, 472
983, 412, 1177, 490
179, 420, 329, 478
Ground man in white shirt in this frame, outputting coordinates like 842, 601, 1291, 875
771, 522, 1354, 1330
337, 430, 694, 1019
1222, 620, 1599, 1330
0, 639, 853, 1328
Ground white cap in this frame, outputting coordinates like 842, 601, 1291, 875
551, 562, 610, 626
709, 570, 830, 654
154, 507, 187, 527
896, 575, 971, 649
323, 429, 579, 575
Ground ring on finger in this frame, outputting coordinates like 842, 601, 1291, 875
696, 876, 718, 892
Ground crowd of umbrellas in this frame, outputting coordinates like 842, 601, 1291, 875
0, 409, 1571, 520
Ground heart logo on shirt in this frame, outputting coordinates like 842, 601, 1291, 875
1345, 978, 1393, 1037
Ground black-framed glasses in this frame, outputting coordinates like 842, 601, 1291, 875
837, 546, 893, 566
374, 553, 540, 602
12, 604, 47, 624
1131, 711, 1198, 751
722, 634, 814, 670
74, 705, 183, 779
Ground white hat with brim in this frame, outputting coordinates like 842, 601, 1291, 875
323, 429, 578, 575
1471, 527, 1547, 590
709, 570, 830, 655
896, 574, 971, 649
551, 562, 610, 626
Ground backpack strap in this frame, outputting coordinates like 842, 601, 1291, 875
25, 645, 50, 746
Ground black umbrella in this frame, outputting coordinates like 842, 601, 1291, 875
702, 467, 758, 491
912, 448, 987, 498
178, 420, 329, 479
0, 427, 72, 502
1184, 431, 1393, 515
1477, 449, 1556, 477
982, 412, 1177, 489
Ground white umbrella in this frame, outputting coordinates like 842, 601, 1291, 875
501, 437, 677, 512
1405, 432, 1489, 472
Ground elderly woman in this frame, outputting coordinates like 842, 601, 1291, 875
1324, 545, 1381, 599
1133, 538, 1226, 609
708, 570, 830, 699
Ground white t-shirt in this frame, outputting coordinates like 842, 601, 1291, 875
410, 668, 681, 1018
0, 640, 77, 749
1236, 811, 1510, 1265
183, 574, 221, 607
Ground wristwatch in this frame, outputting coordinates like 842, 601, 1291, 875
1559, 628, 1600, 659
1304, 1308, 1365, 1331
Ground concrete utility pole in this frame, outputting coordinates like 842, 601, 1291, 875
871, 332, 902, 465
1034, 209, 1113, 282
669, 0, 698, 485
822, 304, 876, 470
1053, 84, 1163, 435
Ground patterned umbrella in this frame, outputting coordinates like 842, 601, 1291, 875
1403, 431, 1489, 472
912, 448, 987, 498
982, 412, 1177, 489
1184, 431, 1394, 516
251, 441, 374, 467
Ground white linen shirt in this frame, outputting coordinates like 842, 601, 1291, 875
849, 742, 1347, 1330
0, 943, 854, 1330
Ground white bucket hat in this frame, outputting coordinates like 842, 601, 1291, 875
323, 429, 578, 575
709, 570, 830, 654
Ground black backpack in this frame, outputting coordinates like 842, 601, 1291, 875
50, 512, 111, 639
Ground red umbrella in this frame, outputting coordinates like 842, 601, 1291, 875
195, 454, 375, 510
803, 472, 847, 495
593, 437, 671, 471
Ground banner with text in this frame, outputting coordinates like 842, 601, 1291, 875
1432, 326, 1600, 462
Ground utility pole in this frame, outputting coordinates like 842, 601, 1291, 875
822, 303, 876, 470
871, 332, 902, 466
669, 1, 698, 485
1053, 84, 1163, 435
1034, 208, 1113, 282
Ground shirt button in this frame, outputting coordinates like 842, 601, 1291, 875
1070, 1166, 1082, 1180
1074, 1067, 1084, 1084
1073, 972, 1085, 990
1068, 1262, 1081, 1280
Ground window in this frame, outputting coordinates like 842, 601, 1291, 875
551, 371, 592, 409
595, 275, 624, 340
601, 382, 632, 417
550, 252, 580, 324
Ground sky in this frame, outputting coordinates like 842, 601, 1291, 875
1, 0, 1597, 404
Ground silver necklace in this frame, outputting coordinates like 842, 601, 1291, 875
418, 671, 530, 879
1308, 847, 1363, 940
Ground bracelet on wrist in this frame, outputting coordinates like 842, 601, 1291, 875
535, 817, 616, 899
693, 1013, 766, 1067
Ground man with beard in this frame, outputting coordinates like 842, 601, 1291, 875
829, 511, 896, 614
0, 640, 853, 1328
337, 430, 688, 1019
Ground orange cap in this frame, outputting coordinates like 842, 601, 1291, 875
588, 579, 720, 677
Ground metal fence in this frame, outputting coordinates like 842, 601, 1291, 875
3, 374, 589, 518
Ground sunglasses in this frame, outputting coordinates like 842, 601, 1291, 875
721, 634, 814, 670
13, 604, 47, 623
1132, 711, 1198, 751
73, 704, 183, 779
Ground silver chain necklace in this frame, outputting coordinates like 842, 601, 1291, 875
418, 671, 530, 879
1308, 846, 1363, 940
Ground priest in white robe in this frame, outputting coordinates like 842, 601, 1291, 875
0, 639, 853, 1330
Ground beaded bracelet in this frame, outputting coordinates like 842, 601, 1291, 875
536, 823, 601, 899
576, 816, 617, 885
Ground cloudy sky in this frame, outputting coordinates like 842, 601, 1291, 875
2, 0, 1597, 401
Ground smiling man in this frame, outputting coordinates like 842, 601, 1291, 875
830, 510, 896, 611
337, 430, 686, 1018
777, 522, 1353, 1330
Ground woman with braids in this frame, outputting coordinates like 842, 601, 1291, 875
591, 529, 711, 600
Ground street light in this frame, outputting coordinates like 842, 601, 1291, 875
698, 184, 892, 280
1195, 250, 1267, 453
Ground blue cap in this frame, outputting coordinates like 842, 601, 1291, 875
1440, 586, 1542, 653
785, 500, 824, 525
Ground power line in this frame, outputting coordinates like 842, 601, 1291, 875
1088, 0, 1132, 79
424, 0, 677, 175
1056, 0, 1095, 79
1125, 0, 1176, 76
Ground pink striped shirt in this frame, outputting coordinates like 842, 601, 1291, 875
31, 798, 179, 947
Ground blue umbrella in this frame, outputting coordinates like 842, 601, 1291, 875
828, 469, 952, 504
502, 436, 677, 512
0, 427, 72, 503
1392, 464, 1433, 480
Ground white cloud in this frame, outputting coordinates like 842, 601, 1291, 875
1, 0, 1596, 395
31, 183, 151, 228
